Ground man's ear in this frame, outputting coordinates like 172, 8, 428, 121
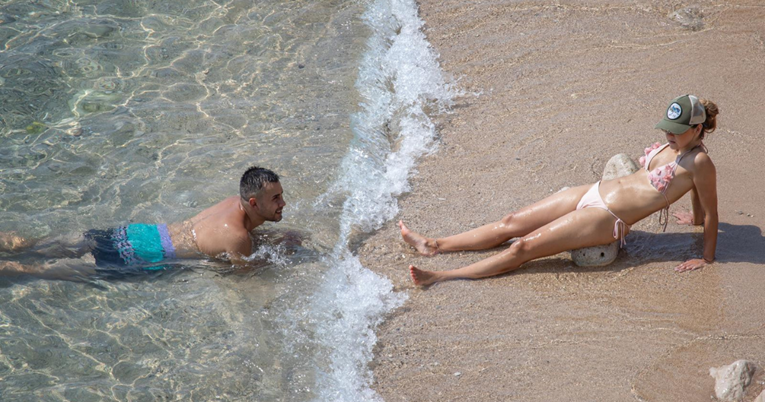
249, 197, 258, 209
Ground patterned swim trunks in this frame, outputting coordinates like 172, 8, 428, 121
85, 223, 177, 277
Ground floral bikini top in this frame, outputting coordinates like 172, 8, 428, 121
640, 142, 679, 193
639, 142, 704, 229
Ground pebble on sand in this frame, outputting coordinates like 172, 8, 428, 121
709, 360, 757, 402
669, 6, 705, 31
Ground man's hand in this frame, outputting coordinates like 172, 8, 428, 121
281, 230, 303, 247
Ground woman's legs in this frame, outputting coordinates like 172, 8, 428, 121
409, 207, 623, 286
400, 184, 592, 255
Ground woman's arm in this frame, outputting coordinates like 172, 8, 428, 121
672, 186, 706, 225
690, 187, 706, 224
675, 154, 718, 272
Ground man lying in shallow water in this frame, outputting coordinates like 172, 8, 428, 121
0, 166, 287, 280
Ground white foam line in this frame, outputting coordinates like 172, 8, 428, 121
309, 0, 457, 400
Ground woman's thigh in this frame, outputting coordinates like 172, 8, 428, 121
504, 184, 592, 231
515, 206, 621, 261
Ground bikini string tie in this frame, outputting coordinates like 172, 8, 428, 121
613, 218, 628, 248
658, 193, 670, 232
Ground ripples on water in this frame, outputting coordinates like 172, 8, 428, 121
0, 0, 363, 231
0, 0, 454, 400
1, 0, 365, 399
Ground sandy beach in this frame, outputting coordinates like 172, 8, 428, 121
358, 1, 765, 400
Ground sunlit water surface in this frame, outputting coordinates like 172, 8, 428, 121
0, 0, 455, 400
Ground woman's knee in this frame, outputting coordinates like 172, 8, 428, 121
504, 238, 530, 258
500, 212, 517, 228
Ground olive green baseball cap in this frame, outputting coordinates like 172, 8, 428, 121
655, 94, 706, 134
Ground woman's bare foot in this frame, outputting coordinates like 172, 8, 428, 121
399, 220, 439, 256
409, 265, 440, 286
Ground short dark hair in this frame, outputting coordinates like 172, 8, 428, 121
240, 166, 279, 200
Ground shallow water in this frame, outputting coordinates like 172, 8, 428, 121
0, 271, 281, 400
0, 0, 455, 400
0, 0, 366, 233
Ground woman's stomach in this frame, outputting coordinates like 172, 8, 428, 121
600, 171, 674, 224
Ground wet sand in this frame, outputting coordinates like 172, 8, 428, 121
358, 1, 765, 400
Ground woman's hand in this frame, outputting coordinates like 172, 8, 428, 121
673, 210, 696, 225
674, 258, 708, 273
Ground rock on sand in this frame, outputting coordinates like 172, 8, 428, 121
709, 360, 757, 402
571, 154, 638, 267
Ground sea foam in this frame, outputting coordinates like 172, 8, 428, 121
308, 0, 457, 400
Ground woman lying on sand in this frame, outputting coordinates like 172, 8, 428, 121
400, 95, 719, 286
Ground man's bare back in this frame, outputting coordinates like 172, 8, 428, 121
171, 180, 285, 263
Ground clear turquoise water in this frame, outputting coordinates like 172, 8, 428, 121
0, 0, 455, 400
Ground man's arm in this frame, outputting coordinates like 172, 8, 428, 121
226, 231, 254, 267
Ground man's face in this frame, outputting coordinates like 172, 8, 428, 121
255, 181, 286, 222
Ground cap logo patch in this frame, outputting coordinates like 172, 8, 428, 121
667, 103, 682, 120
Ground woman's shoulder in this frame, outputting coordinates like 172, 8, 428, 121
687, 148, 716, 175
692, 148, 713, 164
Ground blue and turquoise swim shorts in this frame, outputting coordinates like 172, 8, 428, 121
85, 224, 177, 274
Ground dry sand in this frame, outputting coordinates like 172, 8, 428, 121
358, 1, 765, 400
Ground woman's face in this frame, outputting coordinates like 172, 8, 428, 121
665, 125, 701, 150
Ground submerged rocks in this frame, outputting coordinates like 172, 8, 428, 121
0, 13, 16, 24
669, 6, 705, 31
709, 360, 756, 402
571, 154, 638, 267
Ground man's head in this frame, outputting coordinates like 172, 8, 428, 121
240, 166, 285, 222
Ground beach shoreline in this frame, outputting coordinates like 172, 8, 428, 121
360, 1, 765, 400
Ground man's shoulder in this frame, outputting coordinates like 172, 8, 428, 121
194, 215, 251, 257
192, 196, 242, 221
207, 195, 241, 211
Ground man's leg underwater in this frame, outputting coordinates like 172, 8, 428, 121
0, 232, 34, 252
0, 258, 98, 281
0, 232, 94, 259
